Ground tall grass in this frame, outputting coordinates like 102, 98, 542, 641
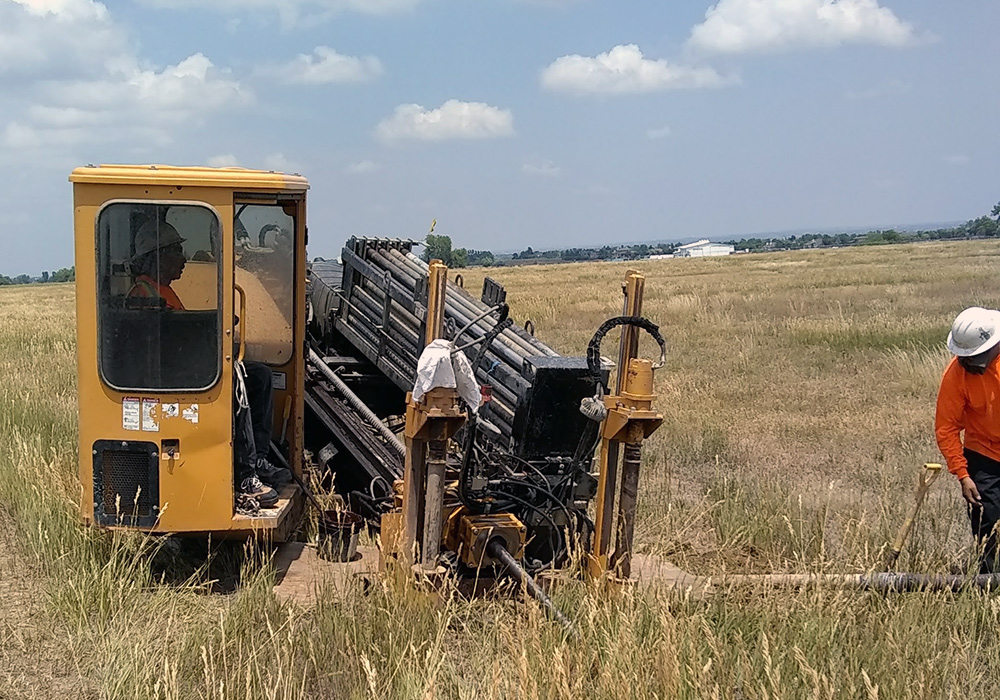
3, 241, 1000, 698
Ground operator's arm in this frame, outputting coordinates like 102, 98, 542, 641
935, 359, 969, 480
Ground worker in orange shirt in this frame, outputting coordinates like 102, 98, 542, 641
935, 306, 1000, 573
126, 219, 291, 510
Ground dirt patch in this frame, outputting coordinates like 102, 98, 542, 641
0, 508, 96, 699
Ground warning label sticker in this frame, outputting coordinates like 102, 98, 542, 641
141, 399, 159, 432
182, 404, 200, 424
122, 397, 140, 431
162, 403, 179, 419
272, 371, 287, 391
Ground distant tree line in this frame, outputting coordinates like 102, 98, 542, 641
0, 266, 75, 286
421, 237, 676, 268
420, 202, 1000, 267
725, 202, 1000, 253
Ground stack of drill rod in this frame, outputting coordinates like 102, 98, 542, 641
333, 238, 561, 440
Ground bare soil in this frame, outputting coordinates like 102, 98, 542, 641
0, 508, 95, 700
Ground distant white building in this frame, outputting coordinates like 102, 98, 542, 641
649, 253, 674, 260
673, 239, 735, 258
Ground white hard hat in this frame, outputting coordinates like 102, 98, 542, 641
133, 220, 185, 259
947, 307, 1000, 357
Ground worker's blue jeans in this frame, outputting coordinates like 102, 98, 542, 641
235, 361, 275, 482
966, 448, 1000, 573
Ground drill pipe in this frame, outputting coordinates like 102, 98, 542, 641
388, 248, 554, 360
716, 572, 1000, 592
374, 260, 530, 371
399, 249, 558, 359
343, 283, 521, 419
348, 286, 421, 357
375, 249, 536, 370
308, 348, 406, 458
487, 538, 578, 638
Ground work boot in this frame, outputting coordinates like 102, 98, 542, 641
255, 457, 292, 487
239, 474, 279, 509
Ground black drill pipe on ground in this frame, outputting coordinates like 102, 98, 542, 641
269, 442, 328, 515
717, 572, 1000, 592
487, 538, 578, 638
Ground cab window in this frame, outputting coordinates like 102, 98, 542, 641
234, 203, 295, 365
97, 202, 221, 391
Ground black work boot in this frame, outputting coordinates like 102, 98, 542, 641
255, 457, 292, 487
239, 474, 278, 509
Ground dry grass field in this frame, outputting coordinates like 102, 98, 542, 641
3, 240, 1000, 698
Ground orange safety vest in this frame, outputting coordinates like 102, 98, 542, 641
127, 275, 186, 311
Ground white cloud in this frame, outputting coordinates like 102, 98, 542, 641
137, 0, 420, 27
347, 160, 381, 173
0, 0, 249, 157
541, 45, 731, 95
522, 159, 561, 177
0, 0, 125, 79
944, 155, 970, 166
9, 0, 107, 20
256, 46, 383, 84
646, 125, 672, 139
376, 100, 514, 142
207, 154, 241, 167
687, 0, 920, 54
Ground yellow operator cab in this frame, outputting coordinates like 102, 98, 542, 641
71, 164, 309, 540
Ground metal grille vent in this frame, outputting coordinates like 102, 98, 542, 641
93, 441, 159, 527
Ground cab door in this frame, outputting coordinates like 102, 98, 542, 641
86, 196, 235, 532
232, 194, 305, 473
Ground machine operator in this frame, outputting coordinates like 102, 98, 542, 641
127, 219, 291, 509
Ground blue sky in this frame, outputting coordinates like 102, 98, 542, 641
1, 0, 998, 274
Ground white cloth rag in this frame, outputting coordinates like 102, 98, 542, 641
412, 338, 482, 413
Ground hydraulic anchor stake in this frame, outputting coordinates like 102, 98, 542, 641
399, 259, 466, 571
586, 271, 665, 583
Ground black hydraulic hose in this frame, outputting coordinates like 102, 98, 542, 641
458, 414, 483, 512
472, 317, 514, 370
499, 477, 578, 547
487, 538, 579, 639
493, 489, 567, 566
307, 348, 406, 458
586, 315, 667, 387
